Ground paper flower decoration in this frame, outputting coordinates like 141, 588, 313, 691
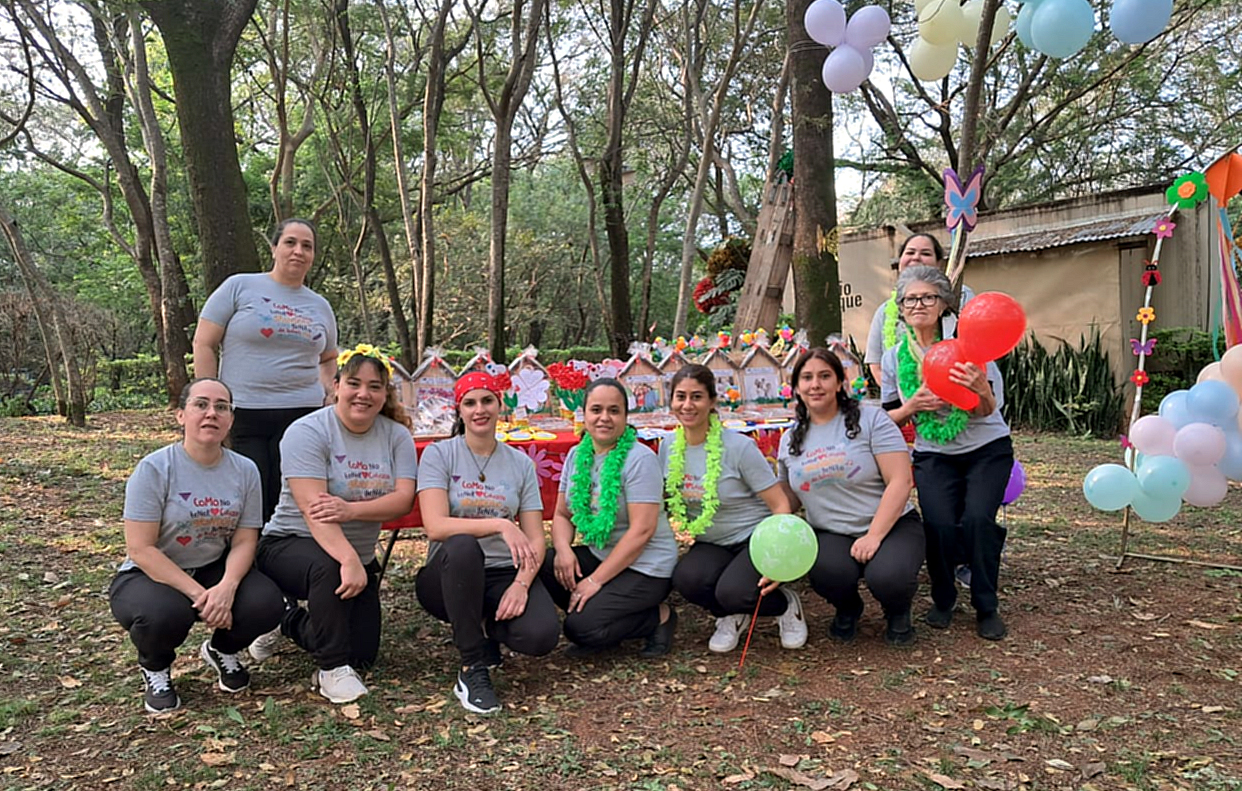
674, 336, 688, 352
1130, 370, 1150, 387
725, 387, 741, 402
780, 383, 793, 400
1137, 307, 1156, 324
1153, 218, 1176, 239
511, 368, 550, 411
779, 326, 794, 343
1166, 172, 1209, 210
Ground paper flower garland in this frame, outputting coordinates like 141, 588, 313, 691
1166, 172, 1209, 209
1153, 219, 1177, 239
1130, 370, 1149, 387
1137, 307, 1156, 325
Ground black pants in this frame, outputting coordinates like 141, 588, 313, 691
256, 535, 382, 671
416, 535, 560, 668
539, 546, 671, 649
914, 435, 1013, 615
109, 555, 285, 671
806, 512, 926, 618
231, 406, 318, 524
672, 539, 789, 618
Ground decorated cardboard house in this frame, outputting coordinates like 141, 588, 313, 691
700, 347, 743, 404
507, 351, 553, 414
781, 346, 807, 386
404, 354, 458, 410
617, 355, 665, 412
458, 350, 494, 376
738, 346, 783, 405
657, 350, 692, 402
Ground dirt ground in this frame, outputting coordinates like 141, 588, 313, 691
0, 410, 1239, 791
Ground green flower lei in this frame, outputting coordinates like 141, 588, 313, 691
897, 331, 968, 444
664, 414, 724, 537
570, 426, 638, 549
881, 290, 900, 350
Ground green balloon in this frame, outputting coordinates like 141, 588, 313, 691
749, 514, 818, 582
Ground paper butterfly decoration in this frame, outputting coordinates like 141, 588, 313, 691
944, 165, 985, 232
1130, 338, 1157, 356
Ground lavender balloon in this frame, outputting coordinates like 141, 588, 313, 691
821, 46, 868, 93
805, 0, 847, 47
845, 5, 891, 49
1002, 459, 1026, 505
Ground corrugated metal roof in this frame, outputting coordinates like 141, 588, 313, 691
966, 210, 1167, 258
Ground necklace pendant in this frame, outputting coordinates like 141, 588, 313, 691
478, 472, 486, 483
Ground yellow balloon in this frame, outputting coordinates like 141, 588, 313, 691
958, 0, 984, 45
909, 37, 959, 81
919, 0, 965, 46
1198, 361, 1225, 384
990, 5, 1013, 45
914, 0, 935, 12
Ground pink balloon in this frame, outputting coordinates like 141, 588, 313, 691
1129, 414, 1176, 456
1183, 464, 1228, 507
1173, 422, 1226, 467
805, 0, 847, 47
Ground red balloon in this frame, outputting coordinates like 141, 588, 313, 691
958, 292, 1027, 363
922, 339, 980, 411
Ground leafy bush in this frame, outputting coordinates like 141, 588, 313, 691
995, 328, 1123, 437
1140, 327, 1226, 413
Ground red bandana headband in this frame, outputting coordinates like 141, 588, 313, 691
454, 372, 502, 405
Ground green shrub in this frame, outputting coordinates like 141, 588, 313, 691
995, 327, 1123, 437
1140, 327, 1227, 413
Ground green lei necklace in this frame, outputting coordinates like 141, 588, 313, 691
897, 330, 968, 444
881, 290, 900, 350
664, 414, 724, 537
570, 426, 638, 549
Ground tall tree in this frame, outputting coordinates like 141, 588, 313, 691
788, 0, 840, 343
140, 0, 261, 293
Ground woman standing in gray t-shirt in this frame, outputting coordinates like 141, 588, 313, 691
193, 218, 339, 523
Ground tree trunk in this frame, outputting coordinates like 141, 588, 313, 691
141, 0, 261, 293
789, 0, 840, 344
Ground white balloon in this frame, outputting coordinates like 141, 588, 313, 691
914, 0, 936, 13
991, 5, 1014, 44
919, 0, 966, 46
908, 37, 959, 81
805, 0, 848, 47
959, 0, 984, 45
821, 46, 869, 93
845, 5, 892, 49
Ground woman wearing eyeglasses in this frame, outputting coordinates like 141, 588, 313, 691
109, 378, 287, 713
879, 266, 1013, 641
863, 233, 973, 386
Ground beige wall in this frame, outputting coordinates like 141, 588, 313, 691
782, 186, 1217, 383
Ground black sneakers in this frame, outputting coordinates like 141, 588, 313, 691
140, 666, 181, 714
976, 611, 1007, 640
200, 640, 251, 693
639, 606, 677, 658
924, 605, 954, 629
884, 610, 915, 646
828, 611, 858, 642
455, 666, 501, 715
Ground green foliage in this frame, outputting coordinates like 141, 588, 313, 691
436, 347, 613, 369
995, 328, 1123, 437
1141, 327, 1227, 413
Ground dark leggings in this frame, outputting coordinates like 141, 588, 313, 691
539, 546, 671, 649
256, 535, 382, 671
109, 554, 285, 670
806, 511, 926, 618
231, 406, 318, 523
671, 539, 789, 618
415, 534, 560, 668
914, 435, 1013, 615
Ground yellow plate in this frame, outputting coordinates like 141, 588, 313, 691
506, 430, 533, 442
531, 431, 557, 441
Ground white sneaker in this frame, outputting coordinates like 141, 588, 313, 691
708, 613, 750, 653
248, 627, 284, 663
313, 665, 368, 704
775, 587, 808, 649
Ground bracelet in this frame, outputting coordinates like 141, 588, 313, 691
514, 578, 529, 589
586, 576, 599, 587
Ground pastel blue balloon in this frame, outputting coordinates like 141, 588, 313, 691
1082, 463, 1138, 511
1130, 489, 1181, 522
1218, 427, 1242, 481
1158, 389, 1193, 429
1015, 3, 1037, 48
1030, 0, 1096, 59
1186, 379, 1239, 427
1136, 454, 1191, 498
1108, 0, 1171, 44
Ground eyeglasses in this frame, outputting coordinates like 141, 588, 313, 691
900, 294, 942, 308
186, 398, 234, 415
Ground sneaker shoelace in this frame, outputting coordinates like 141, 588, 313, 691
216, 651, 244, 674
325, 665, 357, 683
142, 667, 173, 694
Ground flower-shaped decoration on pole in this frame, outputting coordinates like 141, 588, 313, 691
511, 368, 550, 413
547, 362, 589, 414
1130, 370, 1150, 387
1166, 172, 1209, 210
1153, 218, 1177, 239
1137, 307, 1156, 325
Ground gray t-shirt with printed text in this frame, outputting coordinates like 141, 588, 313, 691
659, 428, 777, 546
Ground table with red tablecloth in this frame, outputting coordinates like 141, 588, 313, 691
375, 425, 792, 579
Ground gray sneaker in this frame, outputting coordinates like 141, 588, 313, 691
455, 666, 501, 714
140, 666, 181, 714
248, 626, 284, 663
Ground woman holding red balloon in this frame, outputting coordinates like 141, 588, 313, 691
880, 266, 1016, 641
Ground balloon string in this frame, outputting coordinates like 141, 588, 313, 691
737, 591, 766, 670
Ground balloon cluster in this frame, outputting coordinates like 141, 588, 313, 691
1015, 0, 1171, 60
805, 0, 891, 94
1084, 357, 1242, 521
923, 292, 1027, 410
909, 0, 1011, 82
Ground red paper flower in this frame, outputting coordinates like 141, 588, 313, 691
493, 371, 513, 392
547, 363, 587, 391
1130, 370, 1149, 387
693, 276, 728, 313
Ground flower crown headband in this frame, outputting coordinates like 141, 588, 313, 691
337, 343, 395, 378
